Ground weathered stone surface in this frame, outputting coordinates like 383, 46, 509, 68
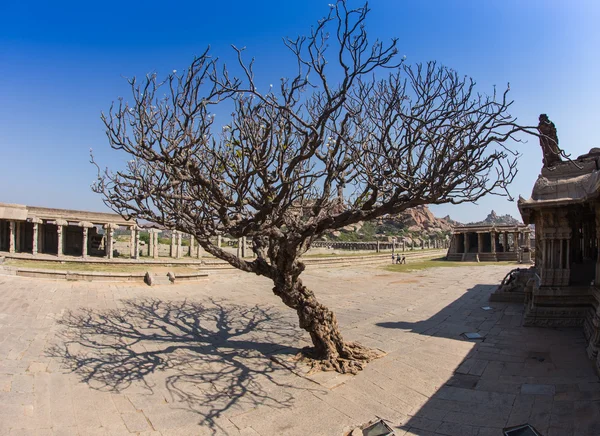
0, 264, 597, 434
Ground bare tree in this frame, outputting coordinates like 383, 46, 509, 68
93, 1, 524, 373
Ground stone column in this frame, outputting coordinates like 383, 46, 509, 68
170, 232, 176, 258
241, 236, 247, 258
78, 222, 93, 259
189, 236, 194, 257
32, 222, 39, 256
103, 224, 114, 259
376, 240, 380, 253
56, 221, 66, 257
176, 231, 182, 259
134, 227, 140, 260
82, 227, 88, 258
237, 238, 242, 258
148, 229, 154, 257
464, 233, 469, 253
217, 235, 222, 248
129, 227, 135, 258
477, 233, 483, 253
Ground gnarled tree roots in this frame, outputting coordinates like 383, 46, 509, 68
298, 341, 385, 374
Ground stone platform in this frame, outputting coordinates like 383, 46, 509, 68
0, 264, 598, 435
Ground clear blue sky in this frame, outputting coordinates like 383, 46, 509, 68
1, 0, 598, 223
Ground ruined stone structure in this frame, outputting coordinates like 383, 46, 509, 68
311, 239, 449, 252
0, 203, 203, 260
494, 115, 600, 375
0, 203, 138, 259
518, 152, 600, 367
446, 224, 531, 262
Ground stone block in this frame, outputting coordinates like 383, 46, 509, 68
521, 384, 556, 396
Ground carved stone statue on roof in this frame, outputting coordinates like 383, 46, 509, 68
538, 114, 562, 167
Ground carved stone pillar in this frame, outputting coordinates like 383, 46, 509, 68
170, 232, 176, 258
78, 222, 93, 259
82, 227, 88, 258
56, 221, 65, 257
103, 224, 114, 259
28, 222, 36, 255
189, 236, 194, 257
108, 227, 114, 259
490, 231, 496, 253
241, 236, 247, 257
129, 227, 135, 258
176, 231, 182, 259
477, 233, 483, 253
217, 235, 222, 248
134, 227, 140, 260
148, 229, 154, 257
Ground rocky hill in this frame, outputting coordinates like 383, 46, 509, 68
467, 210, 522, 226
325, 205, 453, 242
323, 207, 523, 243
394, 205, 453, 233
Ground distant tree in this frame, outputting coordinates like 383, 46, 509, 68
138, 231, 150, 245
93, 1, 524, 373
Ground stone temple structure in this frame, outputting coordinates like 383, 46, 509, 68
495, 114, 600, 374
446, 224, 531, 262
0, 203, 137, 259
0, 203, 204, 260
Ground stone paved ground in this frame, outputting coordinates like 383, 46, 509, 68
0, 264, 598, 435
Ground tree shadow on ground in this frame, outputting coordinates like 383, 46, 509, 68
47, 298, 309, 434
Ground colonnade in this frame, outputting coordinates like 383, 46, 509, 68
0, 219, 141, 259
145, 229, 203, 260
311, 239, 450, 252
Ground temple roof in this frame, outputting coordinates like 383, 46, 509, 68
0, 202, 133, 226
451, 224, 529, 234
518, 155, 600, 211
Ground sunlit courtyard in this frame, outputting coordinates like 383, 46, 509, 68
0, 263, 597, 435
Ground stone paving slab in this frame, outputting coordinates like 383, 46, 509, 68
0, 264, 598, 435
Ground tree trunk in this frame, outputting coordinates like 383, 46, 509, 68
273, 277, 383, 374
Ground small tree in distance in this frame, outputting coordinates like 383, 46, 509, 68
93, 1, 524, 373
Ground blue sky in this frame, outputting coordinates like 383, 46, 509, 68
1, 0, 598, 223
